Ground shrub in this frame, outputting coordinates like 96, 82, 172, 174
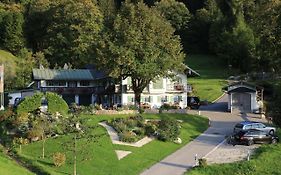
27, 127, 43, 140
12, 112, 29, 126
160, 103, 178, 110
46, 92, 69, 115
17, 93, 43, 114
119, 131, 138, 143
128, 105, 138, 110
145, 123, 157, 136
198, 158, 207, 167
0, 107, 14, 122
53, 152, 66, 167
157, 119, 180, 141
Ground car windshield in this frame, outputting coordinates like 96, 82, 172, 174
235, 124, 243, 128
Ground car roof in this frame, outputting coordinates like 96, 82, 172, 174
239, 121, 259, 125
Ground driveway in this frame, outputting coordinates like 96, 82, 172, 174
140, 94, 265, 175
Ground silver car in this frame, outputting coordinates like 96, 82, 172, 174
233, 121, 276, 135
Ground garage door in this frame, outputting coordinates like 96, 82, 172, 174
232, 93, 251, 112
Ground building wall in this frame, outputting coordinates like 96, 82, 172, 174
121, 73, 188, 108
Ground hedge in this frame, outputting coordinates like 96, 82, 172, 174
17, 93, 43, 114
46, 92, 69, 115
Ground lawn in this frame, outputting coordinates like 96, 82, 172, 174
0, 146, 34, 175
186, 129, 281, 175
18, 113, 208, 175
186, 54, 229, 102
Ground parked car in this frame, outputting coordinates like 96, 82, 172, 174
233, 121, 276, 135
186, 96, 200, 109
13, 97, 24, 108
229, 129, 279, 146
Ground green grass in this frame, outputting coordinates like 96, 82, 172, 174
186, 130, 281, 175
18, 114, 208, 175
186, 54, 228, 102
0, 146, 34, 175
0, 49, 17, 60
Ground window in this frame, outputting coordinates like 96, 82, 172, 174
46, 81, 66, 87
80, 81, 90, 87
68, 81, 77, 87
161, 96, 168, 102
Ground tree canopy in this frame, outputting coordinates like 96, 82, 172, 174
95, 2, 185, 105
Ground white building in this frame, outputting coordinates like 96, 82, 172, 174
119, 69, 198, 109
226, 82, 263, 113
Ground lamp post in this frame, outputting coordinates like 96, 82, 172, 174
0, 65, 4, 110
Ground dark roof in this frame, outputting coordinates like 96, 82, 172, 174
33, 69, 95, 81
228, 87, 256, 93
224, 81, 263, 94
184, 65, 200, 77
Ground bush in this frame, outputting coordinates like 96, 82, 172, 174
27, 127, 43, 140
46, 92, 69, 115
0, 107, 14, 122
198, 158, 207, 167
119, 131, 138, 143
53, 152, 66, 167
145, 123, 157, 136
160, 103, 178, 110
157, 119, 180, 141
17, 93, 43, 114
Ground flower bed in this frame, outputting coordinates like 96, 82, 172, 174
109, 115, 181, 143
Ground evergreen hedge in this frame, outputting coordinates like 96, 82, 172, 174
17, 93, 43, 114
46, 92, 69, 115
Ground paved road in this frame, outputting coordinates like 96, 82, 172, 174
140, 94, 264, 175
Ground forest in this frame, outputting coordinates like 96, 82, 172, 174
0, 0, 280, 90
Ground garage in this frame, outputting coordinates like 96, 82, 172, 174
232, 93, 251, 112
226, 82, 263, 113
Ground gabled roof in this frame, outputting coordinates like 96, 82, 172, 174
224, 81, 263, 94
184, 64, 200, 77
33, 69, 95, 81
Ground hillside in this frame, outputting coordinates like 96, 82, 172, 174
186, 54, 228, 102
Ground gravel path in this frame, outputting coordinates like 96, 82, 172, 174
205, 141, 259, 164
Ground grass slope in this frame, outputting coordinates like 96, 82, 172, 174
186, 54, 228, 102
0, 49, 16, 59
187, 130, 281, 175
19, 114, 208, 175
0, 146, 34, 175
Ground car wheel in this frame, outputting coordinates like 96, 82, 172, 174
272, 138, 278, 144
247, 139, 254, 146
269, 130, 274, 135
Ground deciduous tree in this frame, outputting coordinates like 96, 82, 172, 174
95, 2, 185, 106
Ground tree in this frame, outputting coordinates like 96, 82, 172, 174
154, 0, 191, 31
26, 0, 104, 67
0, 10, 25, 55
95, 2, 185, 106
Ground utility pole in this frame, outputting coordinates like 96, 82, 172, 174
0, 65, 4, 110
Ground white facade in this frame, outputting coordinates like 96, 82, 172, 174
120, 73, 190, 108
227, 83, 260, 113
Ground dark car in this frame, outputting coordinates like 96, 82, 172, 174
229, 129, 279, 146
13, 97, 24, 108
187, 96, 200, 109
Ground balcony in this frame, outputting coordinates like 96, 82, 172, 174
166, 84, 192, 92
